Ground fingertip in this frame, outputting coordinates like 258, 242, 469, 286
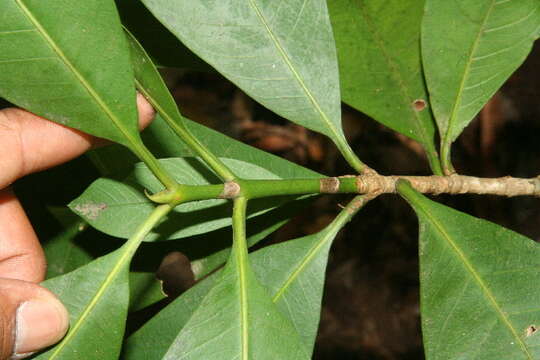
0, 279, 69, 360
0, 190, 46, 284
136, 93, 155, 130
13, 295, 69, 358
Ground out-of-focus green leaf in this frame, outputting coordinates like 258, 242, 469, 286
140, 0, 362, 170
328, 0, 442, 174
398, 181, 540, 359
422, 0, 540, 170
70, 158, 289, 240
0, 0, 143, 148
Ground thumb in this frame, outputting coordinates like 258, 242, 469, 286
0, 279, 69, 360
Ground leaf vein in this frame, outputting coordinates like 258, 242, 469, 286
246, 0, 343, 142
0, 56, 56, 64
13, 0, 139, 148
484, 8, 536, 33
416, 203, 533, 359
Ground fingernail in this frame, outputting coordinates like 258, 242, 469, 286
13, 299, 69, 358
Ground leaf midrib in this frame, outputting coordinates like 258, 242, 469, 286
246, 0, 344, 143
47, 245, 133, 359
353, 2, 433, 150
415, 202, 532, 359
444, 0, 496, 145
14, 0, 139, 147
272, 229, 334, 303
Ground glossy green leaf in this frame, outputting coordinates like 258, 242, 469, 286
328, 0, 442, 174
35, 248, 132, 360
0, 0, 142, 148
140, 0, 364, 171
124, 197, 364, 359
70, 158, 288, 240
422, 0, 540, 170
398, 181, 540, 359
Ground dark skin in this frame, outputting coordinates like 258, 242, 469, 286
0, 94, 155, 359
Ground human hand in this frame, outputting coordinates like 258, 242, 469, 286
0, 94, 155, 359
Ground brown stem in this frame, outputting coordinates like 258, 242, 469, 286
353, 174, 540, 197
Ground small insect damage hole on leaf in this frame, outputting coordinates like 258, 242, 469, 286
413, 99, 427, 111
73, 202, 107, 220
526, 325, 538, 337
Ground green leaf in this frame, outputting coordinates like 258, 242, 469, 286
35, 205, 170, 359
126, 29, 188, 133
328, 0, 442, 174
44, 208, 92, 279
129, 271, 166, 312
90, 115, 322, 180
116, 0, 212, 71
422, 0, 540, 170
165, 254, 309, 360
398, 181, 540, 360
70, 158, 289, 240
188, 207, 294, 281
127, 29, 237, 181
0, 0, 142, 148
159, 197, 310, 360
44, 207, 123, 279
124, 271, 217, 360
124, 197, 365, 359
140, 0, 365, 172
34, 248, 131, 360
129, 196, 311, 285
251, 219, 347, 354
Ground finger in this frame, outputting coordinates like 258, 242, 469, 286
0, 278, 69, 360
0, 190, 45, 284
0, 93, 155, 189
